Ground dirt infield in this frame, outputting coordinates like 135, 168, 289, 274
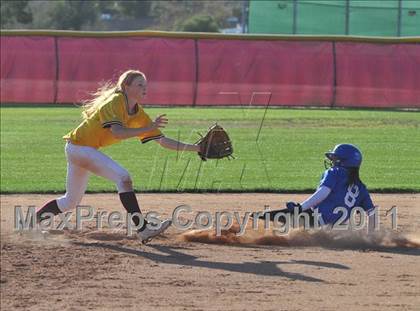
1, 193, 419, 311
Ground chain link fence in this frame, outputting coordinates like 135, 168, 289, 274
249, 0, 420, 36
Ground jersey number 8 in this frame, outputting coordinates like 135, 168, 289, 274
344, 184, 359, 208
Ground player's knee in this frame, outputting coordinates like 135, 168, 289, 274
118, 173, 133, 191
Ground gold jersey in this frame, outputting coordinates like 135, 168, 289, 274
63, 92, 163, 148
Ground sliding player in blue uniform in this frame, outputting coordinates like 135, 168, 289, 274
256, 144, 376, 231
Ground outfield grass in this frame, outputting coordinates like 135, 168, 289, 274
1, 106, 419, 193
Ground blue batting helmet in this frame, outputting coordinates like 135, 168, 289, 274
325, 144, 362, 168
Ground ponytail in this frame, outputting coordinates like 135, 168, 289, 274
347, 167, 361, 186
81, 70, 146, 120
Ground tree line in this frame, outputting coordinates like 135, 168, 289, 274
1, 0, 244, 32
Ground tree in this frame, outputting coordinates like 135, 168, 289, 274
177, 15, 219, 32
151, 1, 240, 32
116, 0, 152, 18
1, 0, 241, 31
1, 0, 32, 27
47, 0, 98, 30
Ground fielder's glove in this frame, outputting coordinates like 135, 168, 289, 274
196, 124, 234, 161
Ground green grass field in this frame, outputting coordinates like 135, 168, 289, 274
1, 106, 419, 193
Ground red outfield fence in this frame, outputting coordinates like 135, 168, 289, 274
1, 31, 419, 108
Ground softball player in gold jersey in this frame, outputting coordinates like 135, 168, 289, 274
36, 70, 200, 243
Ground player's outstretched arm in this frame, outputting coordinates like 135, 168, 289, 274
300, 186, 331, 210
157, 137, 200, 152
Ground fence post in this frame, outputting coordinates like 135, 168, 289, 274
53, 36, 59, 105
397, 0, 402, 36
192, 38, 199, 107
293, 0, 298, 34
345, 0, 350, 35
242, 0, 249, 33
331, 41, 337, 108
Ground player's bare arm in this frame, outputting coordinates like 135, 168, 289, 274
157, 137, 200, 152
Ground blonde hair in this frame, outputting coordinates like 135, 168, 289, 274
81, 70, 146, 120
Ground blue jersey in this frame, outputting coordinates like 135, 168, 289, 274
315, 166, 374, 225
